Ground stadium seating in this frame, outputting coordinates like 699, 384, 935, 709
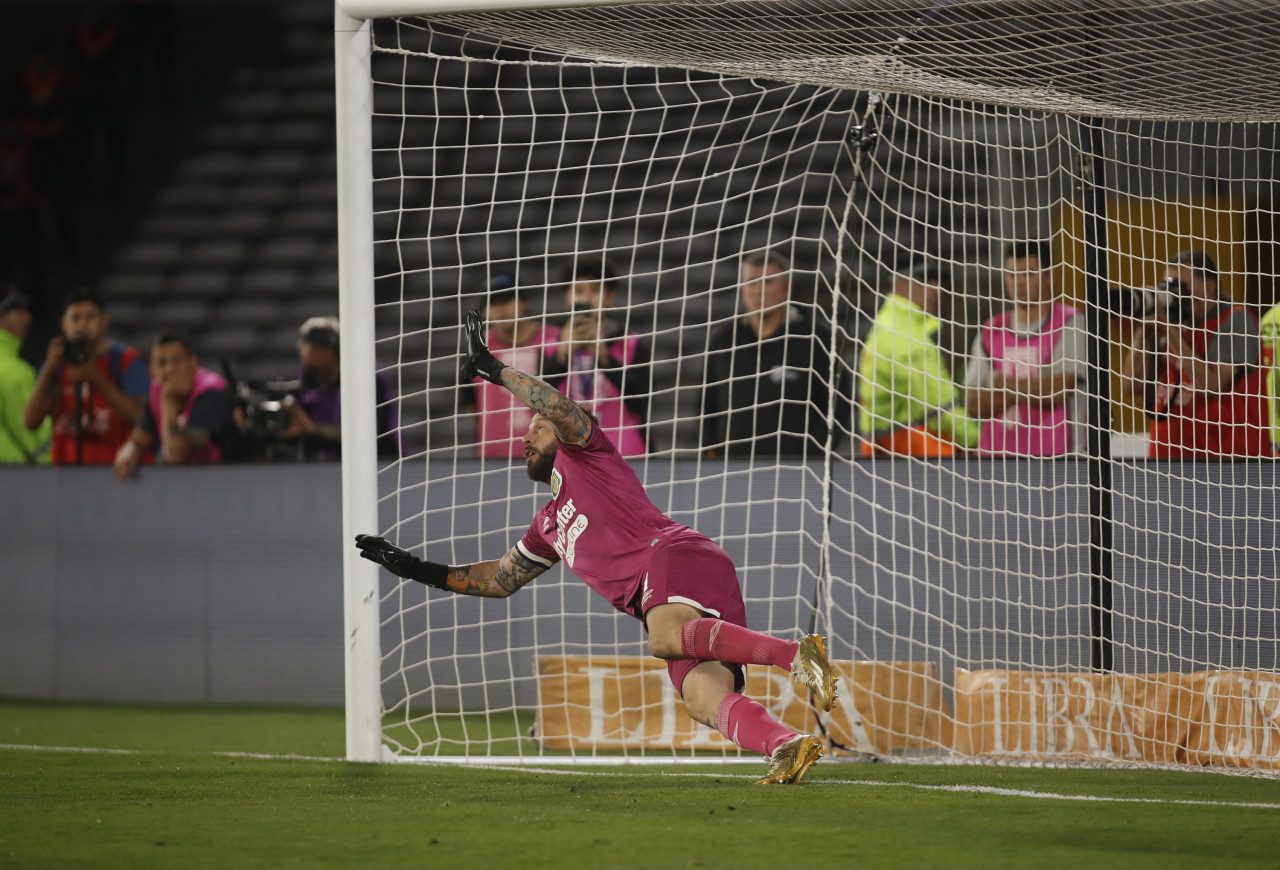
96, 0, 984, 458
103, 1, 339, 388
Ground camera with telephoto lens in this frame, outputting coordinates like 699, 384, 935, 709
63, 335, 93, 366
1108, 277, 1189, 324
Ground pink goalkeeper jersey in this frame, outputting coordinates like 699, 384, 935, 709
517, 422, 710, 616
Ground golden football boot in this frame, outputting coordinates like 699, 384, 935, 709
755, 734, 824, 785
790, 634, 837, 712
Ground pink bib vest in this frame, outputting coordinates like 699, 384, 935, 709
977, 304, 1077, 457
474, 324, 561, 457
563, 332, 647, 457
148, 367, 227, 464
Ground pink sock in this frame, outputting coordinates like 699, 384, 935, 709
717, 693, 798, 757
680, 618, 798, 671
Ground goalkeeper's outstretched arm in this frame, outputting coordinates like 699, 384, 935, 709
355, 536, 547, 598
460, 309, 592, 446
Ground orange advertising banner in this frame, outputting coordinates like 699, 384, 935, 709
534, 655, 949, 753
954, 669, 1280, 770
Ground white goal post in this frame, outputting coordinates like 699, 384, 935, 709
335, 0, 1280, 771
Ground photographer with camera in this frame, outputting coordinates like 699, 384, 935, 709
23, 288, 148, 465
546, 256, 650, 456
268, 317, 399, 462
1118, 250, 1273, 458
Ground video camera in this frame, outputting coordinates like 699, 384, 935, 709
233, 378, 299, 442
222, 361, 303, 461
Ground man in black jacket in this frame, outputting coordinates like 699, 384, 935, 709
701, 249, 842, 460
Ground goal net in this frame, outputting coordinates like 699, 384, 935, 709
336, 0, 1280, 771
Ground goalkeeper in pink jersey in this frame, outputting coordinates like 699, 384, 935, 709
356, 311, 837, 784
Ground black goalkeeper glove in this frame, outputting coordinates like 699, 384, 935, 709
354, 534, 451, 589
459, 309, 507, 386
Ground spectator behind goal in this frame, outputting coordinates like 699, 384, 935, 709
858, 259, 980, 457
1118, 250, 1273, 458
113, 329, 234, 479
0, 287, 51, 464
1261, 301, 1280, 452
700, 248, 841, 460
463, 272, 561, 458
546, 256, 650, 456
23, 287, 148, 465
965, 240, 1088, 456
279, 317, 400, 461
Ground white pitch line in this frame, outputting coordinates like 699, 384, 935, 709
3, 744, 1278, 811
420, 761, 1280, 810
839, 778, 1280, 811
0, 743, 341, 763
0, 743, 141, 755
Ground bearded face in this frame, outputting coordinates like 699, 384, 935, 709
525, 440, 558, 483
523, 415, 560, 484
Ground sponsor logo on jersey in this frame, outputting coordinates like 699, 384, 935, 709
552, 497, 589, 567
550, 468, 562, 497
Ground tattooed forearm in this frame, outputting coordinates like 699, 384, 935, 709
444, 548, 548, 598
499, 368, 592, 444
495, 549, 545, 594
445, 564, 490, 596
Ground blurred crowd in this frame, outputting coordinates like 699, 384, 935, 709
4, 234, 1280, 474
3, 238, 1278, 476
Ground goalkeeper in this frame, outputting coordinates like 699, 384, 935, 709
356, 311, 836, 785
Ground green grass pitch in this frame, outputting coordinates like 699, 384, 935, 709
2, 700, 1278, 870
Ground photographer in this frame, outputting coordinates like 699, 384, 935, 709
278, 317, 399, 461
547, 256, 650, 456
23, 288, 148, 465
1118, 250, 1273, 458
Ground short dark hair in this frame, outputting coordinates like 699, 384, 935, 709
1170, 249, 1219, 286
0, 284, 32, 315
61, 287, 105, 315
895, 253, 948, 285
561, 255, 618, 292
486, 271, 519, 305
300, 324, 340, 352
742, 248, 790, 274
153, 328, 195, 354
1004, 240, 1052, 269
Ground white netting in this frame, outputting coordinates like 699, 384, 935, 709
355, 0, 1280, 771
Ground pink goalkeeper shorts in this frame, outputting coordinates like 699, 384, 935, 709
636, 535, 748, 695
